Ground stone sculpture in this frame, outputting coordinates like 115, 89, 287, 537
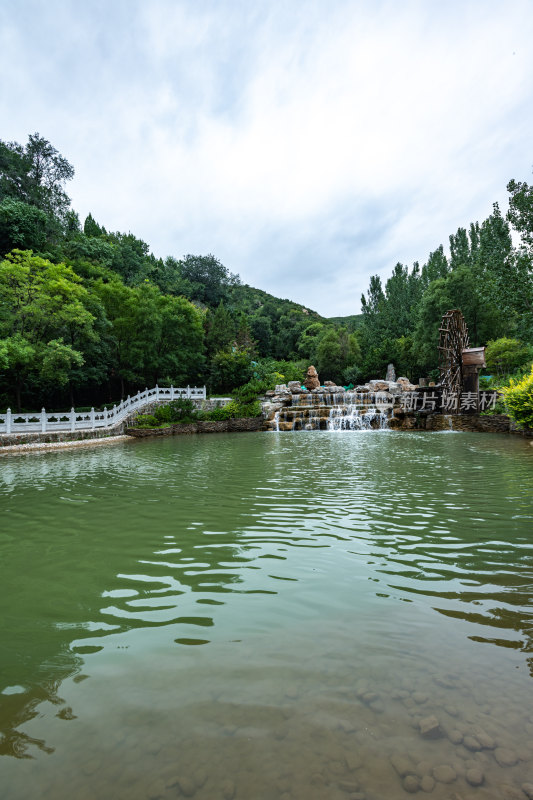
304, 365, 320, 390
386, 363, 396, 382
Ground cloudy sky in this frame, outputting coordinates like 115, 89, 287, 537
1, 0, 532, 316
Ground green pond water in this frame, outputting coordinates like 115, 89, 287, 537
1, 430, 533, 800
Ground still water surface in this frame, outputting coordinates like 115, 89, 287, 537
1, 431, 533, 800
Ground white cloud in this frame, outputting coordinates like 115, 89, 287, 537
1, 0, 533, 315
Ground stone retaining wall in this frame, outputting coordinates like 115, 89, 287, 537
0, 423, 126, 448
129, 397, 231, 422
126, 417, 264, 438
391, 412, 513, 434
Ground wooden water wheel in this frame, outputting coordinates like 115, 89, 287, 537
438, 309, 470, 396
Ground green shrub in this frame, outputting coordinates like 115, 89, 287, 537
480, 398, 507, 416
501, 366, 533, 428
208, 405, 231, 421
235, 378, 271, 403
153, 404, 173, 423
485, 338, 533, 376
153, 398, 197, 424
135, 414, 159, 428
205, 399, 262, 420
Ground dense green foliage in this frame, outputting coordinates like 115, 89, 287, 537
485, 338, 533, 377
134, 396, 262, 428
1, 132, 533, 411
358, 196, 533, 381
501, 366, 533, 428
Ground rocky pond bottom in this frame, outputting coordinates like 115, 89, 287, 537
1, 431, 532, 800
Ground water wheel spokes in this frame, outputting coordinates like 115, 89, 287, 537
438, 309, 470, 397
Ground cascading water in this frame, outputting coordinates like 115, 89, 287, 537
269, 391, 392, 431
327, 403, 389, 431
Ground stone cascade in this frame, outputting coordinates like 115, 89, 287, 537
262, 368, 420, 433
263, 388, 397, 432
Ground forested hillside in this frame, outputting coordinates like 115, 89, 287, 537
1, 133, 532, 411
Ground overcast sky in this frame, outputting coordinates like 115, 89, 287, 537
1, 0, 532, 316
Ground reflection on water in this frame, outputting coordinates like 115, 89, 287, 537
1, 431, 533, 799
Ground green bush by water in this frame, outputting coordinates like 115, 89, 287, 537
133, 396, 261, 428
501, 365, 533, 429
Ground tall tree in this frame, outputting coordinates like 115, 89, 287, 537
507, 175, 533, 250
0, 250, 95, 409
0, 133, 74, 220
205, 302, 235, 358
449, 227, 472, 270
179, 254, 240, 306
421, 245, 448, 286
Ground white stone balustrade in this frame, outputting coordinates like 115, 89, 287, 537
0, 386, 206, 434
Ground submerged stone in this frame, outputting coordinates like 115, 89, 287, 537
433, 764, 456, 783
390, 754, 414, 778
494, 747, 518, 767
402, 775, 420, 793
448, 729, 463, 745
463, 734, 482, 751
465, 767, 484, 786
419, 715, 442, 738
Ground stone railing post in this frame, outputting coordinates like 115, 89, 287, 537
187, 385, 191, 398
41, 408, 47, 433
90, 407, 95, 430
155, 384, 159, 401
70, 408, 76, 432
6, 408, 12, 434
203, 385, 206, 399
170, 385, 175, 400
104, 407, 108, 427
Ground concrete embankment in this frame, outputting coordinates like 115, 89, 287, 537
0, 435, 132, 455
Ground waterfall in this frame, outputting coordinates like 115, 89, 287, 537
327, 404, 389, 431
268, 390, 392, 432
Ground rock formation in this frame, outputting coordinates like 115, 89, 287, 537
304, 365, 320, 391
386, 363, 396, 382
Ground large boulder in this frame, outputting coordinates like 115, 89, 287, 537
387, 382, 402, 396
397, 377, 417, 392
304, 365, 320, 391
288, 380, 302, 393
274, 384, 288, 394
327, 385, 345, 393
368, 380, 390, 392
